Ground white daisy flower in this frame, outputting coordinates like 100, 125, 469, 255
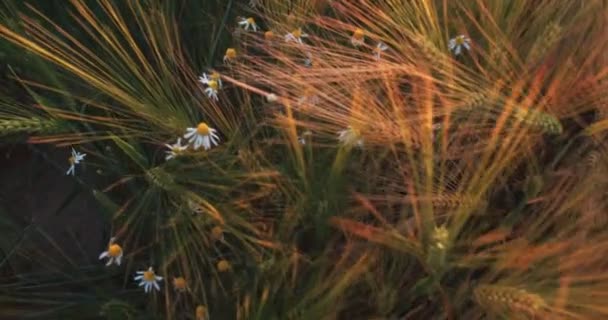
98, 237, 123, 267
134, 266, 163, 293
448, 35, 471, 55
338, 126, 364, 148
199, 71, 222, 89
238, 17, 258, 31
66, 148, 86, 176
351, 28, 365, 46
183, 122, 220, 150
373, 42, 388, 60
285, 28, 308, 44
165, 138, 188, 161
204, 80, 220, 101
199, 72, 222, 101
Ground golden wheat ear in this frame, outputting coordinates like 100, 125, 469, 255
474, 285, 548, 319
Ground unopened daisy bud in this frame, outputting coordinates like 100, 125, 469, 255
173, 276, 188, 292
223, 48, 237, 63
211, 226, 224, 240
217, 259, 231, 272
195, 305, 208, 320
351, 28, 365, 46
264, 30, 274, 41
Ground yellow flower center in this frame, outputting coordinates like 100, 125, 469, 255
225, 48, 236, 59
107, 244, 122, 257
68, 156, 76, 164
210, 72, 220, 81
246, 17, 255, 24
143, 270, 156, 281
196, 305, 207, 319
196, 123, 210, 135
217, 260, 231, 272
353, 28, 364, 40
173, 277, 187, 290
456, 36, 465, 45
264, 30, 274, 40
292, 29, 302, 38
207, 80, 218, 90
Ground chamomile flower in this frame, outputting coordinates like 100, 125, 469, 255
204, 80, 220, 101
238, 17, 258, 31
134, 266, 163, 293
338, 126, 364, 148
285, 28, 308, 44
351, 28, 365, 46
183, 122, 220, 150
373, 42, 388, 60
448, 35, 471, 55
199, 71, 222, 89
173, 276, 188, 292
98, 237, 123, 266
165, 138, 188, 161
223, 48, 237, 63
66, 148, 86, 176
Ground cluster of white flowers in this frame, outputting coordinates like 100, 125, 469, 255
199, 72, 223, 101
163, 122, 221, 161
97, 237, 196, 294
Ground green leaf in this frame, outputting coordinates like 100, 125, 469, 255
410, 276, 437, 298
109, 135, 148, 169
92, 190, 120, 221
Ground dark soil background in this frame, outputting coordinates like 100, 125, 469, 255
0, 143, 104, 275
